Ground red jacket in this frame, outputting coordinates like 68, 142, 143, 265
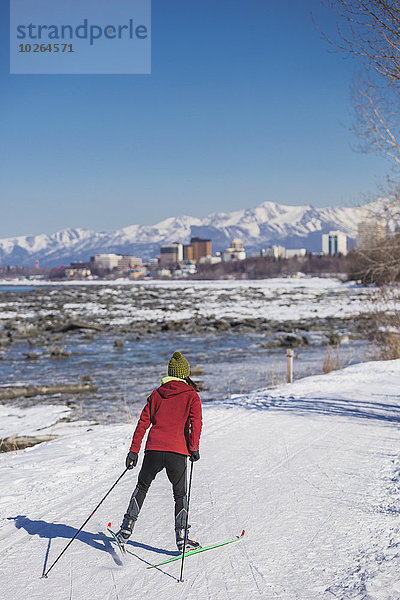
129, 380, 202, 455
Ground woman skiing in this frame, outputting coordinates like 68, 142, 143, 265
116, 351, 203, 553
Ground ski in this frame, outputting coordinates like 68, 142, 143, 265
107, 523, 126, 555
147, 530, 245, 569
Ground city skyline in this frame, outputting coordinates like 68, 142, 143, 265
0, 198, 366, 266
0, 0, 390, 238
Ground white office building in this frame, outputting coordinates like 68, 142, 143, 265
264, 245, 286, 259
285, 248, 307, 258
90, 254, 121, 270
322, 231, 348, 256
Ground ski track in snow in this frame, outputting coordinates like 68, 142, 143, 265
0, 361, 400, 599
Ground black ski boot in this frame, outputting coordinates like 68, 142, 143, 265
175, 527, 201, 553
116, 515, 135, 546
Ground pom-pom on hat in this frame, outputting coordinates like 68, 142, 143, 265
168, 351, 190, 379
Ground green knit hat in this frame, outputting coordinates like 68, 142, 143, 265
168, 351, 190, 379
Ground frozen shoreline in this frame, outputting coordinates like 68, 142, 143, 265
0, 275, 352, 286
0, 276, 372, 325
0, 277, 376, 425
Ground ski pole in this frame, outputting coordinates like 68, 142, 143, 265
179, 459, 194, 583
43, 467, 129, 578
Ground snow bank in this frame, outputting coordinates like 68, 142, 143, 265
0, 405, 72, 438
226, 359, 400, 422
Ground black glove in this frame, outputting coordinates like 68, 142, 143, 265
189, 450, 200, 462
126, 451, 138, 469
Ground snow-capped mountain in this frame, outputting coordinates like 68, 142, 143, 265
0, 201, 368, 266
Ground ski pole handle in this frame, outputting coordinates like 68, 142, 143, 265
126, 451, 138, 469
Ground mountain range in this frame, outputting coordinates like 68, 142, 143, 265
0, 201, 367, 267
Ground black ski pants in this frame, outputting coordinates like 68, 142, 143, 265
125, 450, 188, 528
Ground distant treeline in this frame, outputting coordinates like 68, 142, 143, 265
2, 245, 399, 285
0, 265, 52, 278
194, 253, 353, 280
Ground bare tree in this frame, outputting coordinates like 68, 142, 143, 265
359, 285, 400, 358
321, 1, 400, 274
351, 76, 400, 163
323, 0, 400, 83
320, 2, 400, 359
321, 2, 400, 168
350, 234, 400, 283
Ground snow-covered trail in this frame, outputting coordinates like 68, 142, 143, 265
1, 361, 400, 599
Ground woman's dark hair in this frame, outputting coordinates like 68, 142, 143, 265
185, 376, 200, 392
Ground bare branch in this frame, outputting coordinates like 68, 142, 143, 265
350, 76, 400, 164
322, 0, 400, 82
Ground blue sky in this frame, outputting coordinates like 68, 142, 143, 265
0, 0, 390, 238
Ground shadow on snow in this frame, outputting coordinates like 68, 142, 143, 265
8, 515, 178, 576
223, 393, 400, 424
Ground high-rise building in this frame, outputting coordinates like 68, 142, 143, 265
183, 245, 194, 261
322, 231, 348, 256
159, 243, 183, 266
357, 220, 386, 250
190, 237, 211, 262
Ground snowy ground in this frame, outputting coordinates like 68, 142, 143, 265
1, 360, 400, 599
